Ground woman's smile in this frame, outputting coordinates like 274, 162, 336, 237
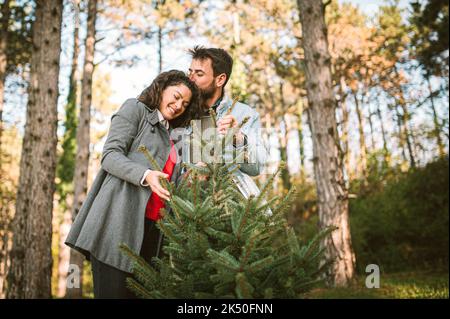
159, 83, 192, 120
167, 104, 177, 115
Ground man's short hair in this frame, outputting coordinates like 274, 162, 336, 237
189, 46, 233, 87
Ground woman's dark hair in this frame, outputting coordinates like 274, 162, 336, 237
137, 70, 200, 128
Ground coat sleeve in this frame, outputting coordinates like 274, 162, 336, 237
236, 110, 268, 176
101, 99, 150, 186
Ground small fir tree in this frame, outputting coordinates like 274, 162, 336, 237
120, 113, 335, 298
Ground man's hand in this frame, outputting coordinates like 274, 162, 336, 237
144, 170, 170, 201
217, 114, 237, 133
217, 115, 245, 144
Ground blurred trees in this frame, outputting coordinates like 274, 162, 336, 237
65, 0, 98, 299
0, 0, 32, 164
0, 0, 33, 298
350, 156, 449, 272
410, 0, 449, 78
55, 1, 80, 297
0, 0, 447, 297
410, 0, 449, 157
0, 0, 10, 149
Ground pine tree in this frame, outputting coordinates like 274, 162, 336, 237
120, 117, 335, 299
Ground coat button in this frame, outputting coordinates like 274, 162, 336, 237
151, 127, 155, 133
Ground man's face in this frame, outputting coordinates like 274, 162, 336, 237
188, 58, 217, 100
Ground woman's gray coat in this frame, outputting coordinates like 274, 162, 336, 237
65, 98, 181, 273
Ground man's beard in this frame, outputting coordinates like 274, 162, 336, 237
199, 80, 216, 108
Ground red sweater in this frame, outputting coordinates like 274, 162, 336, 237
145, 141, 176, 221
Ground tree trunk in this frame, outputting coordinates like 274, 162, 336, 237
279, 115, 291, 191
65, 0, 97, 299
158, 25, 163, 73
57, 207, 72, 297
338, 77, 350, 178
6, 0, 63, 299
279, 83, 291, 191
57, 0, 80, 298
0, 0, 11, 299
426, 73, 445, 157
395, 106, 408, 164
393, 102, 418, 167
393, 66, 416, 168
0, 0, 11, 157
399, 103, 416, 168
376, 104, 390, 165
297, 0, 355, 287
353, 92, 368, 177
296, 99, 306, 179
367, 110, 376, 151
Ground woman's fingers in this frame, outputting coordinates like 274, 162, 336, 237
151, 183, 170, 201
148, 171, 171, 201
155, 188, 170, 201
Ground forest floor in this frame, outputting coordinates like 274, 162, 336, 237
304, 270, 449, 299
77, 268, 448, 299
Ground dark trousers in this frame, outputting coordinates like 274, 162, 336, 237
91, 219, 162, 299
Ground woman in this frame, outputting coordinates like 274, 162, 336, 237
65, 70, 200, 298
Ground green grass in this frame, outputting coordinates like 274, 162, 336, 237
303, 270, 449, 299
62, 267, 449, 299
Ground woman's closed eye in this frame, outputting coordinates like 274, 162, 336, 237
174, 94, 189, 107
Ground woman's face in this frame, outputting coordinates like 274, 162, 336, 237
158, 84, 192, 120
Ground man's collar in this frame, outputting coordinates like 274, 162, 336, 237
212, 94, 224, 111
205, 90, 225, 116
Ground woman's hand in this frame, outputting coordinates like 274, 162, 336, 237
145, 170, 171, 201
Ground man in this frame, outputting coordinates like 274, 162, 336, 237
185, 46, 268, 198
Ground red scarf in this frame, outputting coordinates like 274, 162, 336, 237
145, 141, 177, 221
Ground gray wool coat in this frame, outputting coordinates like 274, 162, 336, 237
65, 98, 182, 273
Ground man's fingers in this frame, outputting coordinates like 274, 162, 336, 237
217, 124, 230, 132
219, 118, 232, 124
